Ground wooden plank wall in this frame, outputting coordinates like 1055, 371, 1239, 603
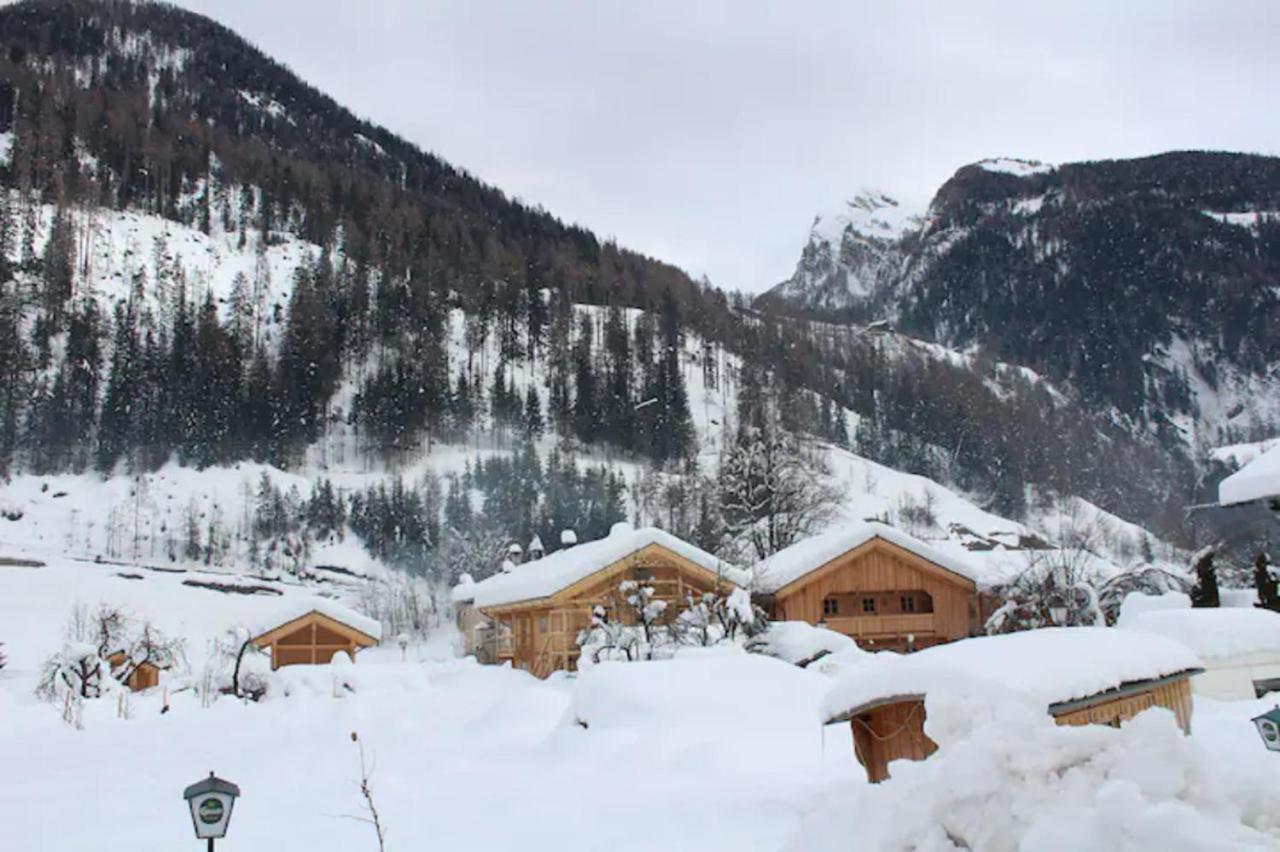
1053, 678, 1194, 734
850, 699, 937, 783
776, 542, 975, 642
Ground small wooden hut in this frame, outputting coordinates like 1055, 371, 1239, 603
106, 652, 163, 691
824, 627, 1203, 783
251, 602, 382, 669
466, 523, 747, 677
754, 522, 980, 651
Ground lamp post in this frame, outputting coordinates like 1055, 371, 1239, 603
1252, 707, 1280, 752
182, 772, 240, 850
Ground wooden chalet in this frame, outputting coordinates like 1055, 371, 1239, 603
754, 523, 980, 651
463, 523, 747, 677
823, 627, 1203, 783
251, 602, 382, 669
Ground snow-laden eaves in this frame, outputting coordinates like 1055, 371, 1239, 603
1219, 441, 1280, 506
823, 627, 1202, 723
250, 598, 383, 643
1123, 608, 1280, 661
754, 521, 977, 594
467, 525, 747, 609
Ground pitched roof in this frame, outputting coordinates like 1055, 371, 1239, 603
754, 521, 976, 594
250, 599, 383, 643
1123, 607, 1280, 661
1219, 441, 1280, 506
823, 627, 1202, 723
466, 524, 746, 608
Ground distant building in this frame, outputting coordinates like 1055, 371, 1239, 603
106, 652, 163, 692
250, 602, 382, 669
753, 522, 981, 651
462, 523, 747, 677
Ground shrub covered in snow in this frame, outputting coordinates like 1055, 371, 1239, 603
577, 583, 767, 668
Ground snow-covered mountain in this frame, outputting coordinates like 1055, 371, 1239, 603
761, 152, 1280, 514
758, 189, 920, 318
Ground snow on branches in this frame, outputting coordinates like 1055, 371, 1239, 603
577, 582, 767, 668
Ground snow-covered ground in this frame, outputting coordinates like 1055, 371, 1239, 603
3, 555, 1279, 851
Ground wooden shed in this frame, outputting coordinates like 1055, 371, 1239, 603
251, 603, 382, 669
754, 522, 980, 651
823, 627, 1203, 783
106, 652, 163, 692
467, 524, 747, 677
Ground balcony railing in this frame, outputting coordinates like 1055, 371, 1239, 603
823, 613, 936, 638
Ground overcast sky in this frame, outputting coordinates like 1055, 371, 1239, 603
172, 0, 1280, 293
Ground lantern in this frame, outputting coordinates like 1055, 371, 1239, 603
1252, 707, 1280, 752
182, 772, 241, 848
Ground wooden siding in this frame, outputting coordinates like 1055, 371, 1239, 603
848, 675, 1194, 783
106, 653, 161, 692
850, 699, 937, 783
482, 544, 738, 678
773, 539, 978, 649
1052, 676, 1193, 734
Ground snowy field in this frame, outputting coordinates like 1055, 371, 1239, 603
4, 557, 1280, 851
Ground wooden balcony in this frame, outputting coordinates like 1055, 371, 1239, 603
823, 613, 937, 639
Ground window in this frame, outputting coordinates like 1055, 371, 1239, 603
823, 598, 839, 616
538, 617, 548, 632
862, 597, 876, 614
900, 595, 916, 613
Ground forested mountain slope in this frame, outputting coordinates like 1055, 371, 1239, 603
0, 0, 1197, 568
763, 154, 1280, 450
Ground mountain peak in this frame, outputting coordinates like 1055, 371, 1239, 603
810, 189, 922, 248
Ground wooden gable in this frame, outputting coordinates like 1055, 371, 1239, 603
480, 542, 739, 616
772, 536, 975, 601
252, 610, 379, 649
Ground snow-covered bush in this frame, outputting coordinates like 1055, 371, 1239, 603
35, 641, 115, 702
677, 588, 768, 646
579, 583, 767, 668
205, 626, 269, 701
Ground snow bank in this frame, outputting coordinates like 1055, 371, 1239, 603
789, 695, 1280, 851
1123, 608, 1280, 661
250, 598, 383, 642
1116, 590, 1192, 625
573, 651, 828, 733
755, 521, 976, 593
823, 628, 1202, 721
750, 621, 863, 667
468, 524, 747, 607
1219, 441, 1280, 505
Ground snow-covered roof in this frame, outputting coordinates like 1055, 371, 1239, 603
468, 524, 747, 609
755, 522, 976, 594
1122, 608, 1280, 661
251, 598, 383, 643
823, 627, 1201, 722
1219, 441, 1280, 506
